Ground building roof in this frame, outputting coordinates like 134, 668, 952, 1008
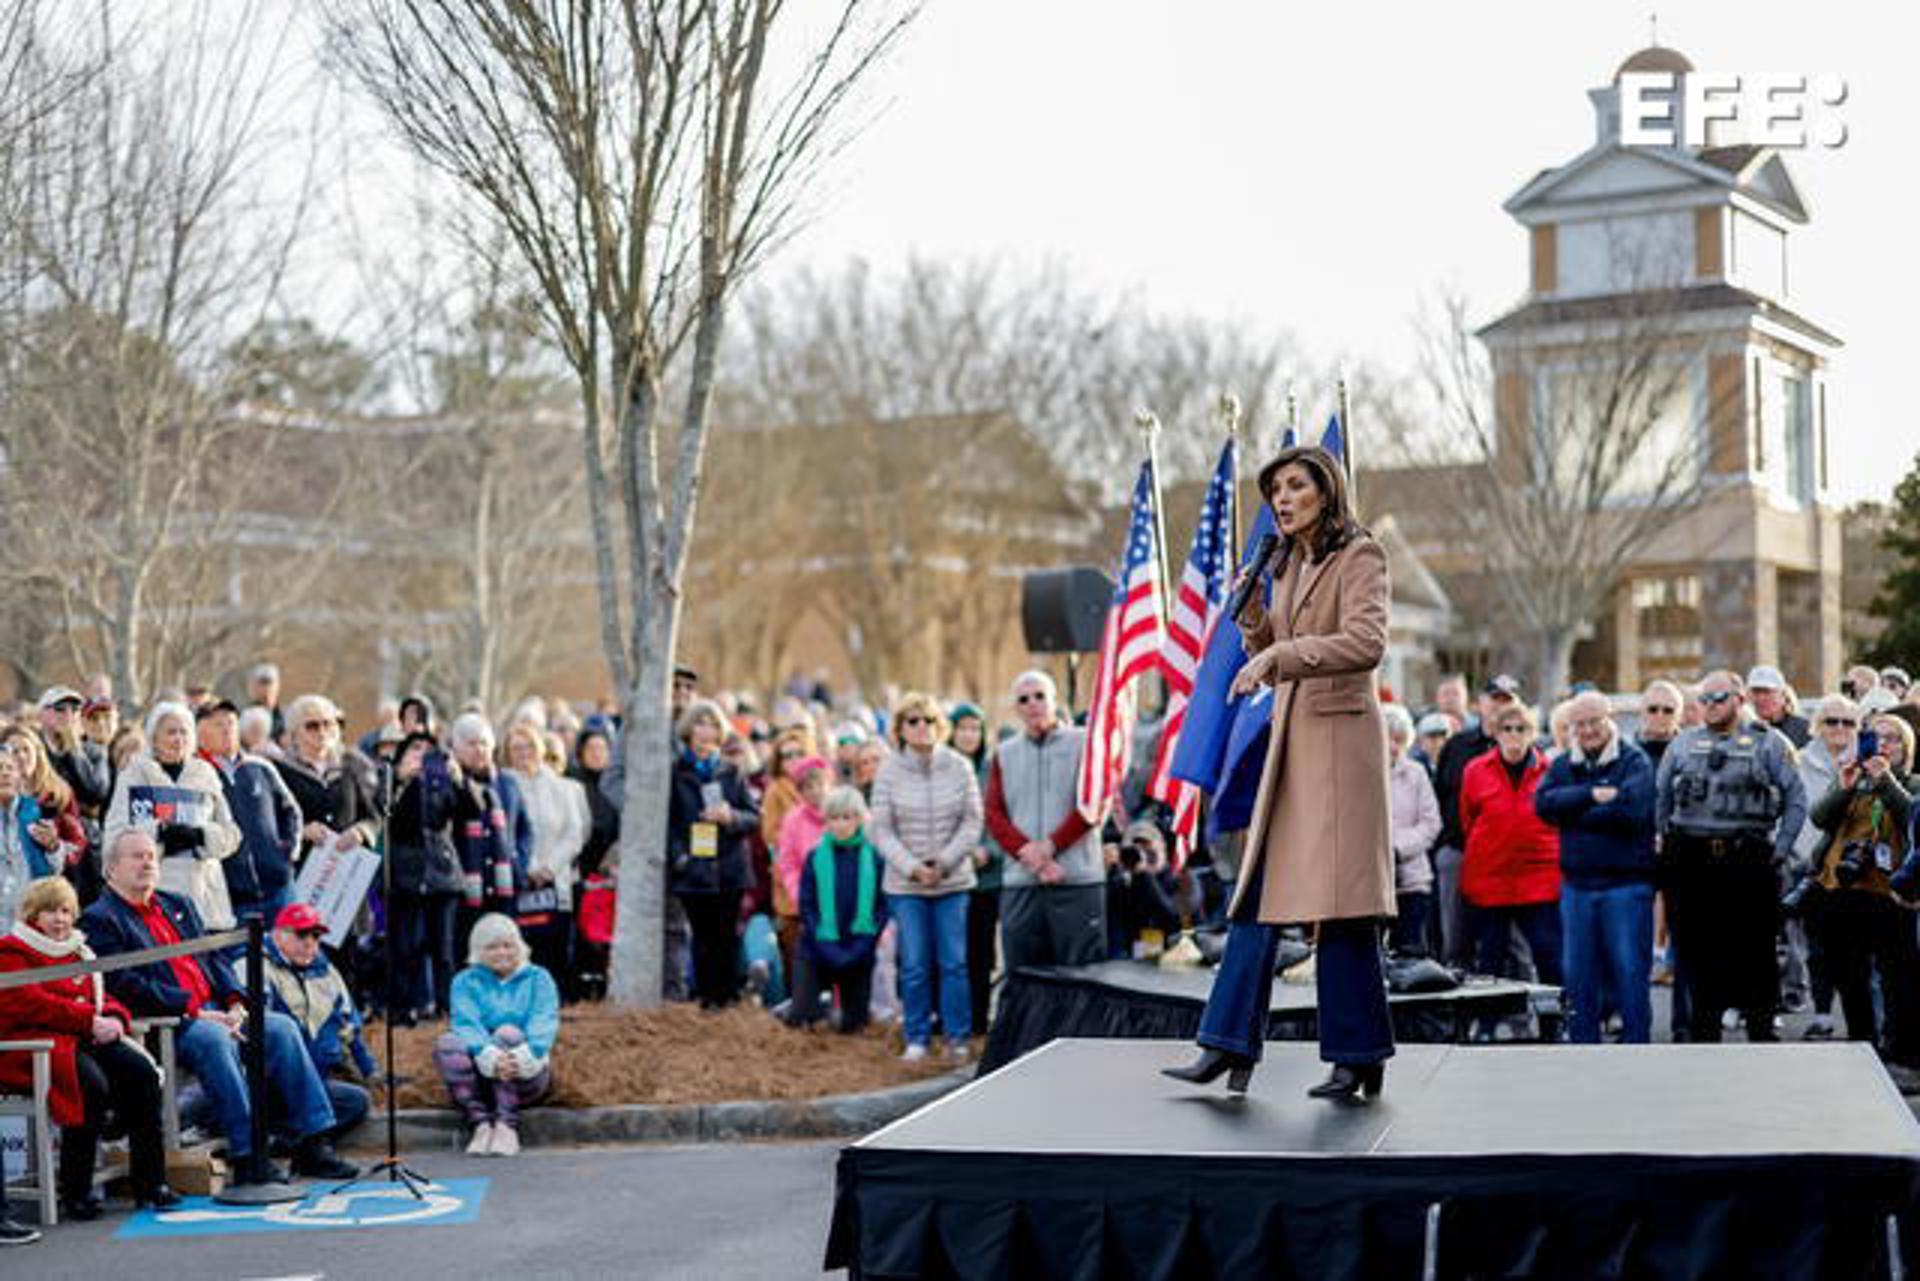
1695, 144, 1765, 177
1476, 282, 1842, 349
1614, 45, 1694, 81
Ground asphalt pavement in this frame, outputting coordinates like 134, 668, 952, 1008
21, 1139, 848, 1281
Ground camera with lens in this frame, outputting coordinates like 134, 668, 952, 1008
1834, 839, 1876, 888
1118, 840, 1150, 872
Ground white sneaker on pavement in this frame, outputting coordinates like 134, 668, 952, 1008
946, 1041, 971, 1063
466, 1121, 495, 1156
491, 1123, 521, 1156
901, 1043, 929, 1062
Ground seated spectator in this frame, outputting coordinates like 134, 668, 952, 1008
1533, 691, 1657, 1043
0, 876, 174, 1218
82, 829, 358, 1184
259, 902, 377, 1143
787, 786, 888, 1032
1385, 705, 1442, 955
434, 913, 558, 1158
103, 702, 243, 930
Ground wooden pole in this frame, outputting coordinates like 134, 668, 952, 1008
1135, 409, 1173, 628
1219, 393, 1243, 550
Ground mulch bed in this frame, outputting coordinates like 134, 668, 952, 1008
368, 1002, 960, 1109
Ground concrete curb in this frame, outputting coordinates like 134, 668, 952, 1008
345, 1067, 972, 1152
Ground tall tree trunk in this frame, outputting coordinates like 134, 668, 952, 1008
608, 587, 676, 1005
1537, 626, 1578, 708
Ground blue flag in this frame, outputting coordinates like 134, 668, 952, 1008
1320, 410, 1346, 472
1168, 503, 1278, 834
1280, 425, 1297, 448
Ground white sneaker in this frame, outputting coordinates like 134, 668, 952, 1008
490, 1123, 521, 1156
901, 1043, 929, 1062
466, 1121, 495, 1156
946, 1041, 971, 1063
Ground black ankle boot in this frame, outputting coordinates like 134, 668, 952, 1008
1161, 1047, 1256, 1094
1307, 1062, 1385, 1102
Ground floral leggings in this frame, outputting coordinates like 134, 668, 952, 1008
433, 1027, 552, 1127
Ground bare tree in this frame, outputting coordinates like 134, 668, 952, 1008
0, 3, 333, 703
326, 0, 920, 1004
1382, 283, 1720, 697
721, 255, 1304, 492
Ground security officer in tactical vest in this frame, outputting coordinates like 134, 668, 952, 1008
1655, 669, 1807, 1042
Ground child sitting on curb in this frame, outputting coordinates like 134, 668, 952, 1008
788, 786, 889, 1033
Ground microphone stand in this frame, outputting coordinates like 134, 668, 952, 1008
332, 753, 431, 1199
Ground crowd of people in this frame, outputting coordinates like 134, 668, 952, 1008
1, 650, 1917, 1242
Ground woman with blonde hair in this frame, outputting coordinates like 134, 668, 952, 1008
273, 694, 381, 860
504, 721, 591, 997
868, 691, 982, 1061
433, 913, 559, 1157
0, 876, 172, 1215
0, 726, 86, 895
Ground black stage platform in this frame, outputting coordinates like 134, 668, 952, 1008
979, 961, 1554, 1072
829, 1038, 1920, 1280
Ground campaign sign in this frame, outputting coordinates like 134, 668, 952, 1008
127, 785, 208, 832
117, 1178, 490, 1238
292, 838, 382, 946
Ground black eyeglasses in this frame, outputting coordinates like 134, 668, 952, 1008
1823, 717, 1858, 727
1014, 693, 1047, 705
1699, 691, 1735, 706
899, 715, 929, 728
1644, 705, 1678, 715
1495, 724, 1532, 736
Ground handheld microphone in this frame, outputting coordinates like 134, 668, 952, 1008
1226, 533, 1281, 623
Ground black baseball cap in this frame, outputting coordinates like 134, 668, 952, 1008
194, 698, 242, 721
1483, 674, 1523, 699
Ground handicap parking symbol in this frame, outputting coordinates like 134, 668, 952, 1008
117, 1178, 490, 1238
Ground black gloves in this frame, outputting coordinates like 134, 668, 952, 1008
157, 823, 206, 856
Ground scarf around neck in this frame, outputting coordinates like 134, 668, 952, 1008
9, 920, 103, 1011
812, 834, 878, 943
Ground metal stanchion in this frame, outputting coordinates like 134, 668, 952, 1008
213, 917, 301, 1205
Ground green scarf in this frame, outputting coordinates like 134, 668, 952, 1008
812, 834, 878, 943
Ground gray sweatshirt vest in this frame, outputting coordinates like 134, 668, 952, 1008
995, 725, 1101, 888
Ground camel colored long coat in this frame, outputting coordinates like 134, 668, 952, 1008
1225, 533, 1396, 925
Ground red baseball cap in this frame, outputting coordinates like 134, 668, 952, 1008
274, 902, 325, 934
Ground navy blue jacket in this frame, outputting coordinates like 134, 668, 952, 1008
81, 888, 242, 1016
205, 752, 302, 907
667, 752, 759, 896
1533, 737, 1658, 888
798, 834, 889, 969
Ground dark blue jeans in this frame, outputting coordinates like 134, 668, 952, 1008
1560, 881, 1654, 1043
176, 1011, 336, 1159
1196, 917, 1394, 1065
1472, 900, 1564, 984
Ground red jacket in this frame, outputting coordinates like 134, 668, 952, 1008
0, 933, 132, 1128
1459, 748, 1561, 908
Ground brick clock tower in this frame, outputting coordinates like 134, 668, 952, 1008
1477, 44, 1845, 693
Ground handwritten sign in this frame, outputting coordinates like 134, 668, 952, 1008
292, 839, 381, 947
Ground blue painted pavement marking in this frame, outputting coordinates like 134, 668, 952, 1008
116, 1177, 489, 1237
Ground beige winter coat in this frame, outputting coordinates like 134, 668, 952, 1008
1227, 533, 1397, 925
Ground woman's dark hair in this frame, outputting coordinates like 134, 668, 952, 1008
1255, 444, 1362, 560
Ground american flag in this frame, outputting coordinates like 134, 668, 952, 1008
1147, 440, 1237, 864
1075, 459, 1165, 824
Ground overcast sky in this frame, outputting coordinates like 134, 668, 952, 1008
762, 0, 1914, 503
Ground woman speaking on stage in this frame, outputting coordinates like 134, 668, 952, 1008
1163, 443, 1396, 1102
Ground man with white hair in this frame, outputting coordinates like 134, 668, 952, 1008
82, 829, 358, 1183
982, 671, 1106, 972
1534, 692, 1658, 1042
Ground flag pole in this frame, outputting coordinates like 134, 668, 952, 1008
1218, 393, 1243, 551
1337, 369, 1358, 511
1285, 382, 1301, 452
1135, 409, 1173, 629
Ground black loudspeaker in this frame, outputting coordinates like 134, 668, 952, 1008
1021, 567, 1114, 653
